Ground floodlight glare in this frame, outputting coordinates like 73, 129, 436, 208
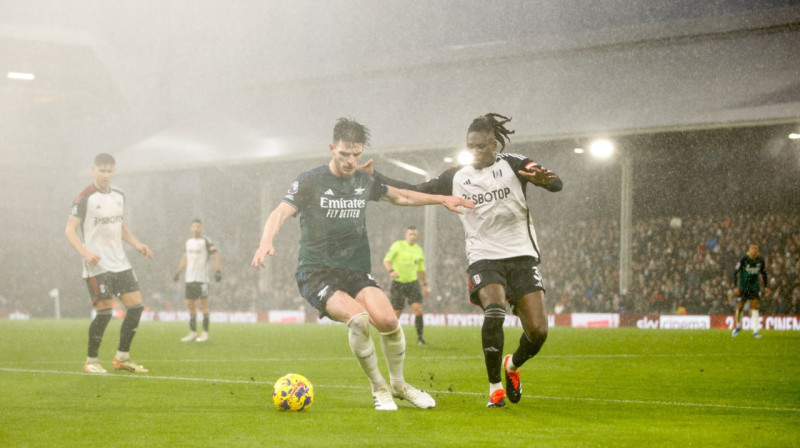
789, 133, 800, 140
574, 147, 585, 154
589, 139, 615, 159
8, 72, 35, 81
443, 157, 454, 163
457, 150, 474, 165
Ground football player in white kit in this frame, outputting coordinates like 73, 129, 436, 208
65, 153, 153, 374
173, 219, 221, 342
366, 113, 562, 407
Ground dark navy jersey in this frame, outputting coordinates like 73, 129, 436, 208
283, 165, 387, 273
375, 153, 562, 265
734, 255, 767, 293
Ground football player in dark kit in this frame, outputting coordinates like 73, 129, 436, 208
251, 118, 473, 411
363, 113, 562, 407
732, 243, 769, 338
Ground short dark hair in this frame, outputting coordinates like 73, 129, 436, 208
406, 225, 417, 231
192, 219, 203, 224
467, 113, 515, 151
333, 118, 370, 146
94, 153, 116, 166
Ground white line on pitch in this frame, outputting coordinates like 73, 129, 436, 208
1, 367, 797, 413
4, 352, 730, 366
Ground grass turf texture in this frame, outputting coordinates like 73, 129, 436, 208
1, 320, 798, 447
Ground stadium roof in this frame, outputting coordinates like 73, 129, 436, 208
2, 1, 799, 174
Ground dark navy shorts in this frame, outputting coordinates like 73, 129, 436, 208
467, 256, 545, 309
296, 269, 381, 318
185, 282, 209, 299
85, 269, 140, 306
737, 289, 761, 302
389, 280, 423, 311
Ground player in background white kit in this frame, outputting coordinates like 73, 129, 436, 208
65, 153, 153, 374
364, 113, 562, 407
173, 219, 221, 342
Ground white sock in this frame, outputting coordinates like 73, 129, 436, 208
506, 355, 517, 372
115, 351, 129, 361
86, 357, 99, 364
490, 383, 503, 394
347, 313, 386, 390
379, 325, 406, 389
751, 309, 760, 333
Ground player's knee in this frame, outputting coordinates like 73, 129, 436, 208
372, 314, 399, 333
527, 320, 548, 344
346, 312, 370, 336
532, 326, 548, 344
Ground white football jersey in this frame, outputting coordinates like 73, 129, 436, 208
452, 155, 542, 264
184, 237, 217, 283
71, 184, 132, 278
376, 153, 561, 265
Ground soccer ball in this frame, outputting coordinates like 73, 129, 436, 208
272, 373, 314, 412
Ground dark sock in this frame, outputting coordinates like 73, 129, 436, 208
482, 303, 506, 384
512, 329, 547, 368
415, 315, 424, 340
88, 310, 112, 358
118, 304, 144, 352
189, 315, 197, 332
202, 314, 209, 332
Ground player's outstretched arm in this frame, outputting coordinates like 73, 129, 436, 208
517, 165, 563, 192
252, 201, 297, 268
382, 186, 474, 214
122, 223, 153, 259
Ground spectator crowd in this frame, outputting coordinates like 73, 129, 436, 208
2, 211, 798, 318
235, 211, 800, 317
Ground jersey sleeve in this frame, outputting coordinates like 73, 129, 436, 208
205, 236, 217, 253
733, 257, 744, 284
373, 167, 457, 196
368, 174, 388, 202
502, 153, 563, 192
70, 188, 91, 223
282, 172, 312, 211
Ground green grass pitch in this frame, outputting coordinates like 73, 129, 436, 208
1, 320, 798, 447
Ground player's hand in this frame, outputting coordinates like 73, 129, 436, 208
83, 251, 101, 266
251, 244, 275, 268
518, 166, 557, 187
733, 287, 740, 297
357, 158, 374, 175
215, 270, 222, 282
173, 272, 180, 282
764, 287, 771, 297
389, 270, 398, 279
137, 243, 154, 259
440, 196, 474, 214
422, 285, 430, 298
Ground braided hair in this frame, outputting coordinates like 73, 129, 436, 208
467, 113, 515, 152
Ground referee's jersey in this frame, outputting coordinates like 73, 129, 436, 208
384, 241, 425, 284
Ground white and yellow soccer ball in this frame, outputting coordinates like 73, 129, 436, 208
272, 373, 314, 412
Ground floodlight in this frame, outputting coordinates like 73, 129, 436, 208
589, 139, 615, 159
456, 150, 474, 165
8, 72, 35, 81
